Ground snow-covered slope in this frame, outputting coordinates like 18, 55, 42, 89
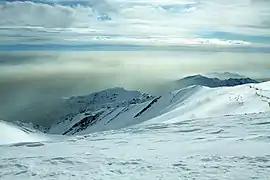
0, 121, 48, 145
1, 82, 270, 180
144, 82, 270, 125
47, 81, 270, 135
1, 112, 270, 180
48, 87, 154, 135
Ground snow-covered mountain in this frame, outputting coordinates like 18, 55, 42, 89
1, 77, 269, 137
46, 80, 269, 136
47, 87, 154, 134
202, 72, 247, 80
2, 75, 262, 136
170, 74, 258, 90
1, 80, 270, 180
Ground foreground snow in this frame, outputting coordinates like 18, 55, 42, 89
0, 113, 270, 180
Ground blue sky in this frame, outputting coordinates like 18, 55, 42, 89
0, 0, 269, 51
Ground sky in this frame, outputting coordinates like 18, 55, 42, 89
0, 0, 270, 125
0, 0, 270, 49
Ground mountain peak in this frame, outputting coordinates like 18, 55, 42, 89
183, 74, 205, 79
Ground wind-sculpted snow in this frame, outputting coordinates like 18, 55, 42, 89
0, 113, 270, 179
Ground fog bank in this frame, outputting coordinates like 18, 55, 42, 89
1, 51, 270, 126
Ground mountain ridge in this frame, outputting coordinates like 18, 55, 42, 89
170, 74, 258, 90
5, 74, 266, 136
47, 80, 269, 135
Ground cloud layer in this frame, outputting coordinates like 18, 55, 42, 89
0, 0, 269, 49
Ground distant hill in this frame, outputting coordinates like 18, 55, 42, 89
202, 72, 247, 80
169, 74, 258, 91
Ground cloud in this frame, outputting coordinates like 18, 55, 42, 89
0, 1, 76, 27
1, 51, 270, 97
0, 0, 269, 47
1, 51, 270, 85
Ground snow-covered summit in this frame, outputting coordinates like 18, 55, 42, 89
67, 87, 151, 106
47, 87, 154, 133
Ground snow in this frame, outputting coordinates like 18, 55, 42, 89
48, 87, 153, 135
47, 82, 270, 135
144, 83, 270, 125
0, 81, 270, 179
0, 121, 48, 145
0, 113, 270, 179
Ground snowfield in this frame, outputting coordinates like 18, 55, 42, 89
0, 81, 270, 179
0, 113, 270, 180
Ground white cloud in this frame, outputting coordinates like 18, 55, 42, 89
0, 2, 76, 27
0, 0, 269, 47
